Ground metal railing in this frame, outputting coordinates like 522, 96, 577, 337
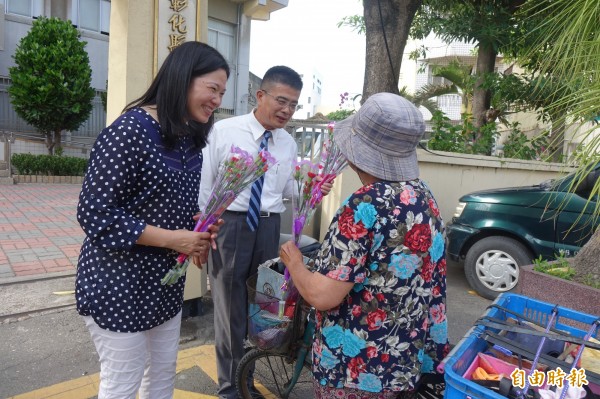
3, 115, 332, 175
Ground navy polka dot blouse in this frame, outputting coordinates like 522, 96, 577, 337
76, 108, 202, 332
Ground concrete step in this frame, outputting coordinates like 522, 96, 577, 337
0, 160, 7, 169
0, 177, 15, 185
0, 169, 9, 177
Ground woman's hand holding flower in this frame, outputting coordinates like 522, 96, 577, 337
193, 213, 223, 250
190, 215, 223, 268
169, 229, 213, 264
315, 175, 334, 196
279, 241, 305, 272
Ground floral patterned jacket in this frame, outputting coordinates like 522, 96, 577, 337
311, 179, 450, 393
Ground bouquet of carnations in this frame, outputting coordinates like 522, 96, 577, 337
291, 122, 348, 246
283, 122, 348, 288
161, 145, 276, 285
310, 122, 349, 208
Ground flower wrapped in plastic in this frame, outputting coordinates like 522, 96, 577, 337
161, 145, 276, 285
310, 122, 349, 207
284, 122, 348, 288
291, 160, 321, 247
292, 122, 348, 246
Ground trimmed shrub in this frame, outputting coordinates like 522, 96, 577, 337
11, 153, 87, 176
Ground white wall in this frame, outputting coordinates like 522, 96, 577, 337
317, 150, 576, 240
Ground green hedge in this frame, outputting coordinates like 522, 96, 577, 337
11, 153, 88, 176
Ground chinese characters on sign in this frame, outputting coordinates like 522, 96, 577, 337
168, 0, 188, 51
510, 368, 589, 389
156, 0, 198, 71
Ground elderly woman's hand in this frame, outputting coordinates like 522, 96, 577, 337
279, 240, 354, 312
279, 241, 304, 268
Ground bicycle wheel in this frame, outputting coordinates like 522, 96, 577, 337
235, 348, 313, 399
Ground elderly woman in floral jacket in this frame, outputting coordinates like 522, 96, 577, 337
280, 93, 450, 399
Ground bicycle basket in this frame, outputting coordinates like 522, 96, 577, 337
247, 272, 302, 352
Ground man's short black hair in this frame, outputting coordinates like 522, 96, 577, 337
261, 65, 303, 91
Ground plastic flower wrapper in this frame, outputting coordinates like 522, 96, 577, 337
280, 159, 320, 290
161, 145, 276, 285
310, 122, 348, 206
283, 122, 348, 289
291, 160, 321, 246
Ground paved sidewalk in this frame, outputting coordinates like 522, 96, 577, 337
0, 184, 82, 282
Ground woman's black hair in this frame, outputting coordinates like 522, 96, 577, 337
124, 41, 230, 149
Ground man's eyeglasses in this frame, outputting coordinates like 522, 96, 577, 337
262, 90, 299, 112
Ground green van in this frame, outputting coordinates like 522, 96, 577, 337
446, 163, 599, 299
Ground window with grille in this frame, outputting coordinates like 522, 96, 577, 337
5, 0, 43, 18
73, 0, 110, 34
208, 18, 237, 113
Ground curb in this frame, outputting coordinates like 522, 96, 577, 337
0, 270, 76, 286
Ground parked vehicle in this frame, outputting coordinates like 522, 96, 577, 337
446, 163, 599, 299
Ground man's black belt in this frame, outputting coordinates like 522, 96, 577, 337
224, 210, 277, 218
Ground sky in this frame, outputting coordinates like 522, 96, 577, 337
249, 0, 366, 113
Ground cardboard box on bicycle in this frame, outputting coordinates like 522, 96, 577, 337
255, 258, 304, 308
247, 259, 303, 351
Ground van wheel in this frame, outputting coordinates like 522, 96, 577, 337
464, 236, 533, 300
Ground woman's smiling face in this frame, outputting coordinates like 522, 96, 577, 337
187, 68, 228, 123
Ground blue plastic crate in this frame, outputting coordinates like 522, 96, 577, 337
443, 293, 600, 399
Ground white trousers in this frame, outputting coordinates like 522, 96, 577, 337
84, 311, 182, 399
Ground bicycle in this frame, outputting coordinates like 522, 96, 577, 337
235, 241, 319, 399
235, 247, 447, 399
235, 295, 315, 399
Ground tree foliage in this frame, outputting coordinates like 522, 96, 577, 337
412, 0, 526, 130
427, 111, 497, 155
520, 0, 600, 282
326, 109, 355, 121
414, 61, 474, 115
8, 17, 94, 154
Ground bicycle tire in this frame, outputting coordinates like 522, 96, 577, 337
235, 348, 313, 399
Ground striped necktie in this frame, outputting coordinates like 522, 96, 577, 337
246, 130, 272, 231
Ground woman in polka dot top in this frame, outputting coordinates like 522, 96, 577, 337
75, 42, 229, 399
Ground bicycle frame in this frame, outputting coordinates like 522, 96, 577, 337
277, 307, 315, 397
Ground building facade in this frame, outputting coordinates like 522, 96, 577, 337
0, 0, 289, 158
296, 67, 322, 120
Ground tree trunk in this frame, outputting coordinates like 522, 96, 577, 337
548, 110, 567, 162
45, 133, 55, 155
362, 0, 423, 102
54, 129, 63, 155
571, 228, 600, 287
472, 43, 496, 130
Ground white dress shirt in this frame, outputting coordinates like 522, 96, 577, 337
199, 111, 297, 214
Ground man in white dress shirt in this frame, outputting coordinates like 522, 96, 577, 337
198, 66, 304, 399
